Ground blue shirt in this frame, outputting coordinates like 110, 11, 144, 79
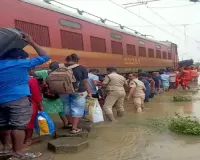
88, 73, 99, 94
153, 76, 162, 88
141, 78, 150, 96
160, 74, 170, 87
0, 55, 50, 104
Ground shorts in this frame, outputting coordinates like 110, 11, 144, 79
169, 82, 175, 89
60, 92, 87, 117
0, 97, 32, 130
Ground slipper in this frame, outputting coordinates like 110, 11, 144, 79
0, 148, 12, 154
70, 128, 82, 134
8, 152, 42, 160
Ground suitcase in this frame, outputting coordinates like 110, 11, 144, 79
0, 28, 28, 59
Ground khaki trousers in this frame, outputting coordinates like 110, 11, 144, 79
103, 90, 126, 115
133, 95, 145, 109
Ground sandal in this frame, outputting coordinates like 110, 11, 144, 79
8, 152, 42, 160
0, 148, 12, 154
70, 128, 82, 134
63, 123, 72, 129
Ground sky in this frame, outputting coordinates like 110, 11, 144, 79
41, 0, 200, 61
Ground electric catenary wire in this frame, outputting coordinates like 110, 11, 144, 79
108, 0, 181, 40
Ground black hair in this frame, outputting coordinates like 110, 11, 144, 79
49, 61, 59, 71
66, 53, 79, 62
106, 67, 117, 72
138, 72, 147, 77
1, 48, 29, 60
159, 71, 164, 74
89, 69, 99, 73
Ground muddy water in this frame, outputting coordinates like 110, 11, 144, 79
50, 86, 200, 160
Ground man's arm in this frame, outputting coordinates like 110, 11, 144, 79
21, 34, 50, 68
102, 76, 110, 85
126, 81, 136, 100
82, 67, 92, 97
23, 34, 49, 57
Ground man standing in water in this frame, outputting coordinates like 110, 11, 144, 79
127, 73, 146, 113
138, 73, 151, 103
103, 67, 128, 122
0, 34, 50, 159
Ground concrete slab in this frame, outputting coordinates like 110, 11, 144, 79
55, 129, 89, 139
48, 137, 89, 153
79, 120, 94, 132
0, 153, 12, 160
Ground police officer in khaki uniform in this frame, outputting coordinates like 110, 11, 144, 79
103, 67, 128, 122
126, 73, 146, 113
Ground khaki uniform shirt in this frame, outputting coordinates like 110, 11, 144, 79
128, 79, 146, 97
103, 73, 127, 91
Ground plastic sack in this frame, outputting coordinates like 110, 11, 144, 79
85, 98, 104, 123
34, 111, 55, 136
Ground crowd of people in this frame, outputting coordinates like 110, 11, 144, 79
0, 33, 199, 160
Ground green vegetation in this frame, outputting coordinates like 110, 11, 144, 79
172, 96, 192, 102
168, 115, 200, 135
122, 115, 200, 135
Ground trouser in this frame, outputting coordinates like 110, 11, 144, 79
103, 90, 126, 115
133, 96, 145, 109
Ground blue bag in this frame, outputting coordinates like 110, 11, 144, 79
34, 111, 55, 136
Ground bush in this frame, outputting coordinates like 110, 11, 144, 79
168, 115, 200, 135
172, 96, 192, 102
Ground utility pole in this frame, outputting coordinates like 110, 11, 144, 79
183, 24, 188, 42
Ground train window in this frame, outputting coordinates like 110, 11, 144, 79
138, 40, 145, 45
148, 48, 154, 58
90, 36, 106, 53
168, 52, 172, 59
126, 44, 136, 56
139, 46, 146, 57
156, 44, 161, 49
60, 30, 84, 50
110, 33, 122, 40
111, 41, 123, 54
14, 20, 51, 47
59, 19, 82, 29
162, 51, 167, 59
156, 50, 161, 58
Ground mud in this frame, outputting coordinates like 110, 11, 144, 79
2, 85, 200, 160
53, 85, 200, 160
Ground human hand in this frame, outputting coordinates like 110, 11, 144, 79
87, 93, 92, 98
126, 95, 130, 101
22, 33, 35, 45
38, 103, 44, 111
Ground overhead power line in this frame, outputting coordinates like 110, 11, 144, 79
145, 6, 187, 41
145, 5, 200, 43
123, 22, 200, 27
108, 0, 181, 40
150, 3, 197, 9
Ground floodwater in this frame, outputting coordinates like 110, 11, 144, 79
35, 84, 200, 160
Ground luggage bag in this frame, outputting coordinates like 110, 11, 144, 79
0, 28, 28, 59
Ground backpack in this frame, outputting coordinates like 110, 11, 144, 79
0, 28, 28, 59
46, 64, 79, 94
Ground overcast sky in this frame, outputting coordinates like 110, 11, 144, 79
41, 0, 200, 61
